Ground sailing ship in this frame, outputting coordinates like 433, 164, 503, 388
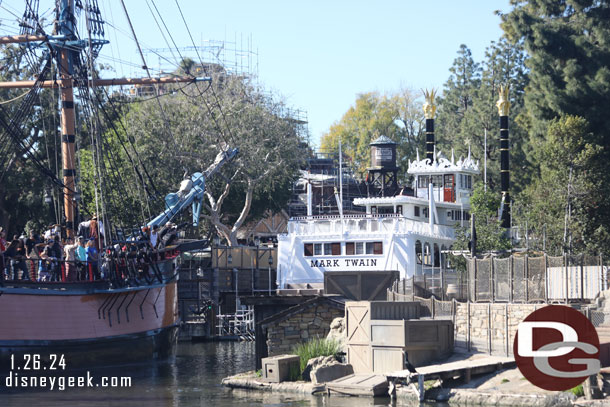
277, 90, 480, 289
0, 1, 228, 365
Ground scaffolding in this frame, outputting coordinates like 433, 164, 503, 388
216, 307, 255, 341
288, 149, 367, 217
142, 35, 258, 78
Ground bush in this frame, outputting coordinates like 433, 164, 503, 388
571, 384, 584, 397
291, 337, 341, 373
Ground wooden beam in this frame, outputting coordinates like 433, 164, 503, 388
0, 35, 47, 44
0, 76, 206, 89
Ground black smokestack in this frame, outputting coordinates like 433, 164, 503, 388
423, 89, 437, 162
497, 85, 510, 229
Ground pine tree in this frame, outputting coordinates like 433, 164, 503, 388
503, 0, 610, 254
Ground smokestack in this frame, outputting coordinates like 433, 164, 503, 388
496, 85, 511, 229
423, 89, 437, 162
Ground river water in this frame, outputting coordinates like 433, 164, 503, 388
0, 341, 434, 406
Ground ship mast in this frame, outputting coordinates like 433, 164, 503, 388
0, 1, 209, 237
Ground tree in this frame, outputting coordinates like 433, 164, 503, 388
320, 89, 425, 180
436, 40, 530, 194
110, 75, 304, 245
516, 115, 606, 255
453, 183, 511, 254
501, 0, 610, 144
0, 46, 62, 236
502, 1, 610, 254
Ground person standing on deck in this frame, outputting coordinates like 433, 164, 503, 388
76, 236, 88, 280
86, 239, 99, 279
63, 237, 79, 282
89, 215, 104, 251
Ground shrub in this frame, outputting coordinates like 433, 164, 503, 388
291, 337, 341, 373
571, 384, 584, 397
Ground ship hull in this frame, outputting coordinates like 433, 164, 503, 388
0, 261, 180, 367
0, 324, 178, 369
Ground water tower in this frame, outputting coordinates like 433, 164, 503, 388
367, 135, 398, 197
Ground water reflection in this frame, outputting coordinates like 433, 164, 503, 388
0, 341, 440, 406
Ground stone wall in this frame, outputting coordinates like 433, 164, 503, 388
454, 302, 542, 355
265, 302, 344, 356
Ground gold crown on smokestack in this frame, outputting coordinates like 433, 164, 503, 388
496, 84, 511, 116
422, 88, 437, 119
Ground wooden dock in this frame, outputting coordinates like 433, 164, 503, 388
326, 373, 389, 397
387, 354, 515, 401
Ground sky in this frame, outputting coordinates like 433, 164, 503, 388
2, 0, 512, 147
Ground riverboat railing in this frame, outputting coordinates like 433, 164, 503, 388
287, 215, 454, 239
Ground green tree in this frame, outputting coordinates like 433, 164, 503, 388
437, 40, 530, 194
502, 1, 610, 254
454, 184, 511, 254
320, 89, 424, 180
109, 75, 304, 244
516, 115, 606, 255
0, 46, 62, 236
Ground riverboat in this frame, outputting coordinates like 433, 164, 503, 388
277, 92, 480, 288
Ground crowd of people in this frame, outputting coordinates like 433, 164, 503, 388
0, 217, 175, 286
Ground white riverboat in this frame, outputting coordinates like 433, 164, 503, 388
277, 144, 479, 288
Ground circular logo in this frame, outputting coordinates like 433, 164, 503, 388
514, 305, 600, 391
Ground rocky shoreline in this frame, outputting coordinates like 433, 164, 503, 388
222, 368, 609, 406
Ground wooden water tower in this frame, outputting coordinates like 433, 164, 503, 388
367, 135, 398, 197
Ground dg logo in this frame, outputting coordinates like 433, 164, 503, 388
514, 305, 600, 391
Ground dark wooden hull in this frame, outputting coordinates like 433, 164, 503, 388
0, 324, 178, 369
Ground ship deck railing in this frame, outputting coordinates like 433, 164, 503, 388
286, 214, 454, 239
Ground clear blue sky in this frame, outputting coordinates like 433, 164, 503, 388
4, 1, 512, 147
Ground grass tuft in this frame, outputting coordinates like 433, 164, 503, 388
291, 337, 341, 373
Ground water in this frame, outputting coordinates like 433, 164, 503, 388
0, 341, 427, 406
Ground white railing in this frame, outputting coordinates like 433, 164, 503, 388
286, 216, 455, 240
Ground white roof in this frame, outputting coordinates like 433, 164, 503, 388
353, 195, 468, 209
407, 148, 479, 175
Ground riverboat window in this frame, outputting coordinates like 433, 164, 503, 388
418, 175, 429, 189
416, 240, 422, 264
314, 243, 322, 256
331, 243, 340, 255
423, 207, 429, 218
346, 242, 354, 255
448, 210, 453, 220
423, 242, 432, 266
464, 211, 470, 220
414, 206, 420, 217
467, 175, 472, 189
434, 243, 440, 267
431, 175, 443, 187
378, 206, 394, 214
356, 242, 364, 254
371, 206, 378, 215
304, 243, 313, 257
396, 205, 403, 215
365, 242, 383, 255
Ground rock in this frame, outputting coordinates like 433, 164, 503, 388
300, 355, 353, 384
311, 363, 353, 384
326, 317, 347, 352
302, 355, 333, 381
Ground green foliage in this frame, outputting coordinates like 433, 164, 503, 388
502, 1, 610, 255
291, 337, 341, 374
454, 184, 511, 253
436, 40, 530, 195
320, 89, 424, 180
501, 378, 510, 384
571, 384, 584, 397
95, 75, 304, 238
516, 115, 607, 255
